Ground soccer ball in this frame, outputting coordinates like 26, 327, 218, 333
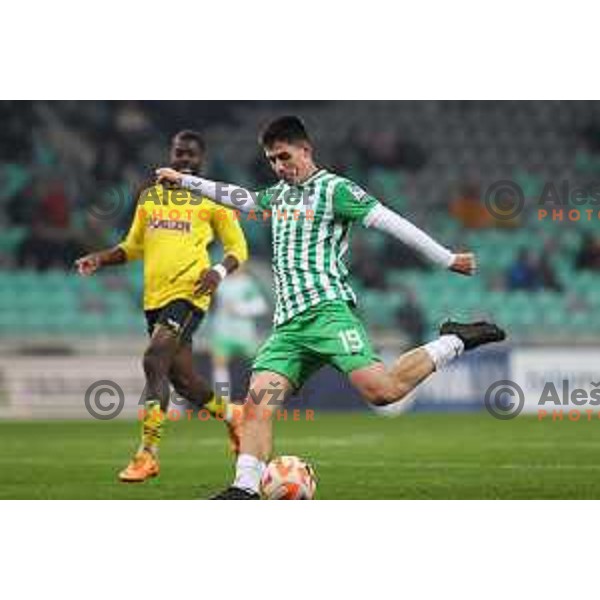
260, 456, 317, 500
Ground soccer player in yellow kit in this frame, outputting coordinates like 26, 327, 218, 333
75, 130, 248, 482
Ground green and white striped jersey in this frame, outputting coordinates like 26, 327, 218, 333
256, 169, 379, 326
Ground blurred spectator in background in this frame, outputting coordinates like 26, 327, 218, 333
17, 215, 80, 271
580, 123, 600, 153
93, 139, 125, 184
538, 254, 562, 292
352, 236, 387, 289
73, 212, 115, 255
449, 181, 494, 229
395, 289, 426, 345
7, 179, 38, 226
506, 249, 539, 291
16, 175, 83, 270
506, 249, 561, 292
355, 129, 427, 173
331, 125, 365, 180
0, 101, 36, 162
39, 177, 70, 228
395, 136, 428, 172
115, 101, 151, 138
386, 237, 430, 271
574, 122, 600, 176
575, 233, 600, 271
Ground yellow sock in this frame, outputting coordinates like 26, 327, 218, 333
204, 394, 230, 421
142, 400, 165, 454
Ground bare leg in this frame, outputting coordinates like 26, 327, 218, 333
128, 325, 181, 460
351, 321, 506, 407
143, 325, 180, 412
239, 371, 293, 461
169, 344, 213, 408
219, 371, 294, 495
169, 344, 241, 451
350, 348, 436, 406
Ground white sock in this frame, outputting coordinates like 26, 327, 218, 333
233, 453, 266, 494
423, 335, 464, 370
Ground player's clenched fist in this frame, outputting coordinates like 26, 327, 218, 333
75, 253, 102, 276
449, 252, 477, 276
156, 167, 183, 186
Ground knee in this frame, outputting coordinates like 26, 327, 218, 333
143, 345, 169, 377
242, 394, 274, 421
169, 367, 212, 403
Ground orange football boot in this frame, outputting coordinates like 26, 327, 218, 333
118, 450, 160, 483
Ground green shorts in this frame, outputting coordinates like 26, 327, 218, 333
252, 300, 380, 389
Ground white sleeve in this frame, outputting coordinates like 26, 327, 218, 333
180, 175, 259, 213
363, 204, 454, 268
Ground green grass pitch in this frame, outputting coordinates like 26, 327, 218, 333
1, 412, 599, 499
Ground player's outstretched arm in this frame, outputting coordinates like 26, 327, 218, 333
74, 246, 127, 275
76, 176, 151, 275
156, 168, 259, 214
363, 204, 477, 276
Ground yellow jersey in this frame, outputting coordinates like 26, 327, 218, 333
119, 183, 248, 311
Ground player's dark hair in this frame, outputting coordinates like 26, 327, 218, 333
260, 116, 310, 148
173, 129, 206, 153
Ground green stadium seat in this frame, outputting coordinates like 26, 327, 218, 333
0, 227, 26, 255
360, 291, 402, 328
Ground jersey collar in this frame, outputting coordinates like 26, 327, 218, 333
280, 168, 327, 188
300, 168, 327, 186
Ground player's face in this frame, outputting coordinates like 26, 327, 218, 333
264, 141, 312, 185
170, 140, 203, 175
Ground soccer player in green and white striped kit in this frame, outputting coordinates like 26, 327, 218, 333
157, 116, 506, 499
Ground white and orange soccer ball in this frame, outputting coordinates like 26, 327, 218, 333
260, 455, 317, 500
